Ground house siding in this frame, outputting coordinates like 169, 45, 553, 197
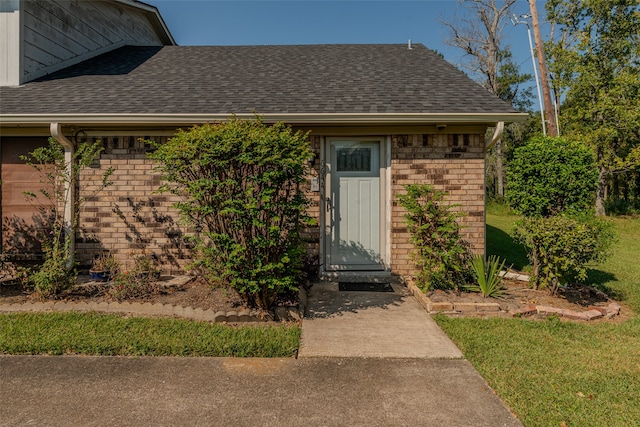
1, 0, 164, 86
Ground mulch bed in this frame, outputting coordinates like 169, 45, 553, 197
0, 277, 248, 313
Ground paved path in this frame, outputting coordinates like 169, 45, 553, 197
0, 356, 521, 427
299, 282, 463, 358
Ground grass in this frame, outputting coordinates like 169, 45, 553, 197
434, 203, 640, 426
436, 315, 640, 427
0, 312, 300, 357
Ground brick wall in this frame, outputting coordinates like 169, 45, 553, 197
77, 153, 191, 273
390, 133, 485, 277
74, 131, 485, 279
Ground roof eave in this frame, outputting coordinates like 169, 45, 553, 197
0, 112, 529, 127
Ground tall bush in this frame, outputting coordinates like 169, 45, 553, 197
149, 118, 312, 310
506, 136, 598, 217
397, 184, 471, 291
507, 136, 615, 293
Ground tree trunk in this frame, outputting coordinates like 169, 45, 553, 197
595, 165, 607, 216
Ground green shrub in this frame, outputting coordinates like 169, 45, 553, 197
514, 214, 616, 294
397, 184, 471, 291
466, 255, 507, 298
506, 136, 598, 217
149, 118, 311, 310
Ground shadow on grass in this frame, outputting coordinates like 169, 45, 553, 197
586, 269, 625, 302
486, 224, 529, 271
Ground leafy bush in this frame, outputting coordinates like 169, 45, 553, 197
514, 214, 615, 294
397, 184, 471, 291
506, 136, 598, 217
149, 118, 311, 310
466, 255, 507, 298
27, 236, 77, 298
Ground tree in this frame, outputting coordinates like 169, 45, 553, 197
546, 0, 640, 215
443, 0, 533, 199
149, 118, 311, 310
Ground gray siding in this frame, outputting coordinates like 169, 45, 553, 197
1, 0, 166, 85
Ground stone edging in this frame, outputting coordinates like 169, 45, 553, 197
406, 280, 621, 321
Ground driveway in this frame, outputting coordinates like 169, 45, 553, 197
1, 356, 521, 426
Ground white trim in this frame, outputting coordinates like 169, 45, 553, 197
0, 112, 529, 126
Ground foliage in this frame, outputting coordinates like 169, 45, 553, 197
514, 214, 615, 294
465, 255, 507, 298
20, 138, 113, 298
132, 253, 160, 276
546, 0, 640, 215
149, 118, 311, 310
442, 0, 534, 200
397, 184, 471, 291
506, 136, 599, 218
0, 312, 301, 357
90, 252, 119, 273
107, 271, 160, 301
488, 203, 640, 312
506, 137, 615, 293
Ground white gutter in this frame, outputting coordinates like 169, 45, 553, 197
1, 113, 529, 126
484, 121, 505, 150
50, 123, 75, 269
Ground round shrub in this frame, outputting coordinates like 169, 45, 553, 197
506, 136, 598, 217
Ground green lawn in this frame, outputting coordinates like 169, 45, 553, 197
436, 204, 640, 427
0, 312, 300, 357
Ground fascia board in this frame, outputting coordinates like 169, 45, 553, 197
0, 112, 529, 126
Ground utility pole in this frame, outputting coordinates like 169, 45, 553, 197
529, 0, 557, 136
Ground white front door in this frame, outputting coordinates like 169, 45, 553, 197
326, 140, 385, 270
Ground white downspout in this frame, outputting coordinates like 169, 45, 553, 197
484, 121, 505, 151
50, 122, 75, 269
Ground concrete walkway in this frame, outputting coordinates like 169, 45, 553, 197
299, 282, 463, 358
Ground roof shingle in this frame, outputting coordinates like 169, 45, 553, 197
0, 44, 519, 116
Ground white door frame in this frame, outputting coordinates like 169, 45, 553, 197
320, 136, 390, 272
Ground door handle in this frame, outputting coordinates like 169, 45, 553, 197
326, 197, 331, 212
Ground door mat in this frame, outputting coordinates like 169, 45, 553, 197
338, 282, 393, 292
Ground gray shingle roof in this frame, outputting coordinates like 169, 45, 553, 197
0, 44, 519, 116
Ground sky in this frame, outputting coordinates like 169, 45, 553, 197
145, 0, 547, 81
